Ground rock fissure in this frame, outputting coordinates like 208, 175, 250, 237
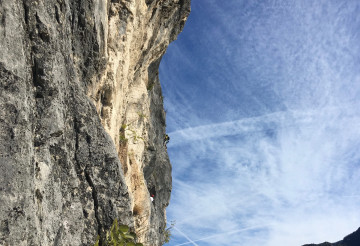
22, 0, 29, 25
84, 167, 102, 237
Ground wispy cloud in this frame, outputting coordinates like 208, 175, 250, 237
160, 0, 360, 245
168, 105, 360, 146
167, 110, 360, 244
173, 227, 200, 246
174, 224, 272, 246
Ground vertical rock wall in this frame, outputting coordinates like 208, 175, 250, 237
0, 0, 190, 245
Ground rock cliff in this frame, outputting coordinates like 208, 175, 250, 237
303, 227, 360, 246
0, 0, 190, 245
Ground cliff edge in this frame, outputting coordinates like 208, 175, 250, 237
0, 0, 190, 245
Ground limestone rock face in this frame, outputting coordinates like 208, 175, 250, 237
0, 0, 190, 245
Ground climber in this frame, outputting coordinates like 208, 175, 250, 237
150, 187, 156, 202
164, 134, 170, 145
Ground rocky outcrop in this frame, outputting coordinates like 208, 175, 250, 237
303, 227, 360, 246
0, 0, 190, 245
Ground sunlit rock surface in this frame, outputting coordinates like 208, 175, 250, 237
0, 0, 190, 245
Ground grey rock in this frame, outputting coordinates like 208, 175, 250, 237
0, 0, 190, 245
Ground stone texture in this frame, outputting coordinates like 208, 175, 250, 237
303, 227, 360, 246
0, 0, 190, 245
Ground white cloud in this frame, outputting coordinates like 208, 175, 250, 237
160, 0, 360, 245
166, 107, 360, 245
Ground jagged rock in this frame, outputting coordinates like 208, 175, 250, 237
303, 227, 360, 246
0, 0, 190, 245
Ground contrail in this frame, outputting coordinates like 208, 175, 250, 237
174, 224, 270, 246
168, 104, 360, 147
173, 227, 200, 246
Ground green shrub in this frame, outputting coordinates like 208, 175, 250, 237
163, 221, 175, 245
137, 112, 147, 120
147, 82, 155, 91
120, 124, 127, 131
94, 219, 143, 246
119, 135, 128, 144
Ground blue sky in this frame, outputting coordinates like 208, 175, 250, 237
159, 1, 360, 245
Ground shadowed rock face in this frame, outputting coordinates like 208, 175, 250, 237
0, 0, 190, 245
303, 228, 360, 246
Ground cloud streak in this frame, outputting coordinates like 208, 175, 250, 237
160, 0, 360, 245
174, 224, 272, 246
168, 105, 360, 146
173, 227, 200, 246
